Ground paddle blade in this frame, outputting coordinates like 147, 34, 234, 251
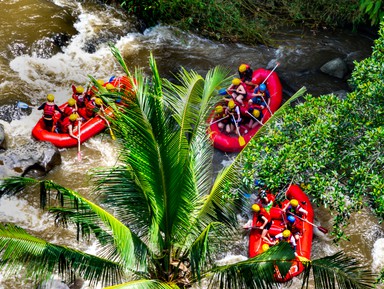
17, 101, 30, 109
110, 129, 116, 140
77, 151, 82, 161
239, 135, 245, 146
318, 226, 328, 234
297, 255, 310, 263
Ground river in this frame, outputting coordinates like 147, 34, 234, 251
0, 0, 383, 288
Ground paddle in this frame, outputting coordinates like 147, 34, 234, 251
231, 115, 245, 146
99, 107, 116, 140
255, 62, 280, 116
261, 62, 280, 85
210, 114, 229, 125
77, 120, 82, 161
246, 110, 263, 126
287, 211, 328, 234
16, 101, 35, 109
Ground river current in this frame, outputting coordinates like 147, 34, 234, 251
0, 0, 383, 288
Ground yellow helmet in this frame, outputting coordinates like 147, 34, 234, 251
252, 109, 260, 118
47, 94, 55, 102
283, 230, 291, 238
262, 244, 270, 252
67, 98, 76, 106
290, 199, 299, 207
76, 86, 84, 94
232, 78, 241, 86
69, 113, 78, 122
215, 105, 223, 114
251, 204, 260, 212
239, 64, 248, 73
228, 100, 235, 109
106, 83, 115, 90
97, 79, 105, 86
95, 98, 103, 106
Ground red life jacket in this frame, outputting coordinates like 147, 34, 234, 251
63, 106, 76, 117
59, 117, 73, 133
84, 100, 96, 118
43, 103, 56, 117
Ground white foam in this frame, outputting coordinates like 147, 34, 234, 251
372, 238, 384, 273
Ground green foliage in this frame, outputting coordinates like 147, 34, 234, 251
359, 0, 384, 26
106, 0, 376, 45
241, 21, 384, 245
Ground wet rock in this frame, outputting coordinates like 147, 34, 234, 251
0, 124, 6, 150
0, 141, 61, 177
0, 102, 32, 123
320, 57, 349, 79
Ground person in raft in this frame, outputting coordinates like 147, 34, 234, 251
226, 78, 247, 106
210, 105, 228, 131
238, 63, 256, 92
57, 113, 81, 139
273, 229, 297, 254
62, 98, 78, 119
250, 204, 275, 245
285, 215, 303, 241
224, 100, 242, 135
38, 94, 63, 132
72, 85, 88, 108
78, 96, 104, 121
249, 83, 270, 107
282, 199, 308, 219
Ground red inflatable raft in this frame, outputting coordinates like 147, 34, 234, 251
209, 68, 283, 152
248, 184, 314, 282
32, 76, 132, 148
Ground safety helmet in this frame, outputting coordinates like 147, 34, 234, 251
238, 64, 248, 73
47, 94, 55, 102
97, 79, 105, 86
69, 113, 78, 122
290, 199, 299, 207
287, 215, 296, 223
232, 78, 241, 86
67, 98, 76, 106
251, 204, 260, 212
259, 83, 266, 91
215, 105, 224, 114
95, 98, 103, 106
282, 229, 291, 238
228, 100, 235, 109
252, 109, 260, 118
262, 244, 270, 252
106, 83, 115, 90
76, 86, 84, 94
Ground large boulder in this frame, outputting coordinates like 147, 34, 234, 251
0, 140, 61, 177
320, 57, 349, 79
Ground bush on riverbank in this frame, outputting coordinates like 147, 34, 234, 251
106, 0, 381, 45
241, 21, 384, 282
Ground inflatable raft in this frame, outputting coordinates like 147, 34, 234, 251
209, 68, 283, 152
32, 76, 132, 148
248, 184, 314, 282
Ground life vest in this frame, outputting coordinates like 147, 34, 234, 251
59, 117, 73, 133
43, 103, 56, 118
63, 106, 76, 117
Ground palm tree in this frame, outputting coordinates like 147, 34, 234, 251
0, 45, 376, 289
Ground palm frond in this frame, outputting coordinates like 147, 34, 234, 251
104, 279, 179, 289
0, 176, 39, 198
44, 180, 148, 269
207, 242, 295, 289
0, 223, 124, 286
304, 251, 377, 289
109, 43, 132, 78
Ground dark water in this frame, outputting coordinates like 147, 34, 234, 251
0, 0, 383, 288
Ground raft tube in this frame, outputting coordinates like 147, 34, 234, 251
209, 68, 283, 152
248, 184, 314, 282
